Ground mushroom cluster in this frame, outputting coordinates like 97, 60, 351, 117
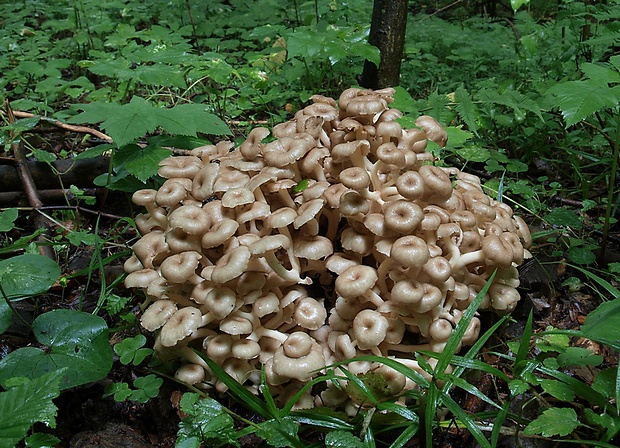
124, 87, 531, 408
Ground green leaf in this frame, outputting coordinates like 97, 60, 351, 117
178, 393, 238, 447
113, 143, 171, 183
256, 417, 299, 448
0, 296, 11, 335
510, 0, 530, 11
30, 148, 56, 164
324, 430, 365, 448
0, 254, 60, 301
545, 208, 582, 229
0, 310, 113, 389
114, 334, 153, 365
581, 62, 620, 84
540, 379, 576, 401
458, 146, 490, 163
547, 79, 619, 127
567, 247, 596, 265
581, 298, 620, 351
0, 370, 63, 448
131, 374, 163, 402
455, 85, 479, 135
24, 432, 61, 448
0, 208, 18, 232
523, 407, 580, 437
171, 104, 231, 136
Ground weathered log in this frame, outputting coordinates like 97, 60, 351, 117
0, 157, 110, 192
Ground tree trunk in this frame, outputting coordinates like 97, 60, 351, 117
360, 0, 409, 89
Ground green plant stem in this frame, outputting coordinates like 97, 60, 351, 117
598, 111, 620, 264
0, 283, 31, 329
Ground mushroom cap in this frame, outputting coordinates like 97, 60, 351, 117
160, 306, 203, 347
141, 299, 178, 331
294, 297, 327, 330
390, 235, 430, 268
352, 309, 389, 350
335, 265, 378, 299
175, 363, 206, 385
168, 204, 211, 235
384, 200, 424, 234
273, 332, 325, 381
160, 251, 202, 283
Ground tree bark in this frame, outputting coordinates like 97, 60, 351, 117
360, 0, 409, 89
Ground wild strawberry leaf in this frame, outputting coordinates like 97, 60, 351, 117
523, 407, 580, 437
0, 370, 63, 448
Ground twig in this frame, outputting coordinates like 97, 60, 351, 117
5, 101, 55, 259
0, 109, 112, 143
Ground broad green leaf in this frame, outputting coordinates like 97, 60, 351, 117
581, 298, 620, 351
256, 417, 299, 448
325, 430, 366, 448
286, 29, 323, 60
0, 370, 63, 448
540, 379, 576, 401
136, 64, 186, 88
0, 254, 60, 301
567, 247, 596, 265
458, 146, 490, 162
177, 393, 238, 447
113, 143, 171, 183
523, 407, 580, 437
0, 297, 11, 334
155, 107, 198, 136
174, 104, 232, 136
455, 85, 479, 135
24, 432, 61, 448
547, 79, 619, 127
392, 86, 418, 115
0, 310, 113, 389
545, 208, 582, 228
103, 96, 158, 147
444, 126, 473, 147
0, 208, 18, 232
511, 0, 530, 11
581, 62, 620, 84
30, 148, 56, 164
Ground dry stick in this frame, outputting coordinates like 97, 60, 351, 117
1, 109, 112, 143
5, 101, 55, 259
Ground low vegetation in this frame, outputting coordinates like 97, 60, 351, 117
0, 0, 618, 447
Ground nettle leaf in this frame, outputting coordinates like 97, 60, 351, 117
455, 85, 479, 135
523, 407, 580, 437
547, 79, 619, 127
0, 254, 60, 301
0, 370, 63, 448
24, 432, 61, 448
0, 208, 18, 232
286, 29, 324, 60
0, 310, 112, 389
113, 143, 171, 183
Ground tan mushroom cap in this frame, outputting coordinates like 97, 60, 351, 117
141, 299, 178, 331
160, 306, 203, 347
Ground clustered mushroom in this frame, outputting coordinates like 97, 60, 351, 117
124, 87, 531, 410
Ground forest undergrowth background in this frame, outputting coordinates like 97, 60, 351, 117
0, 0, 619, 447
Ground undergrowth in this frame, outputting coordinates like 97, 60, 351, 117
0, 0, 619, 446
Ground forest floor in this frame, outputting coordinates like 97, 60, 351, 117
1, 132, 619, 448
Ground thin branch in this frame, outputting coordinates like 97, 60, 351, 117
0, 109, 112, 142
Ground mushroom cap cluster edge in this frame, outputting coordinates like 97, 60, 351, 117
125, 87, 531, 411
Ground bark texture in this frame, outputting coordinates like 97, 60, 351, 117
360, 0, 409, 89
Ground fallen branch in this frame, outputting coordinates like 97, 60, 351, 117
5, 101, 55, 259
1, 109, 113, 143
